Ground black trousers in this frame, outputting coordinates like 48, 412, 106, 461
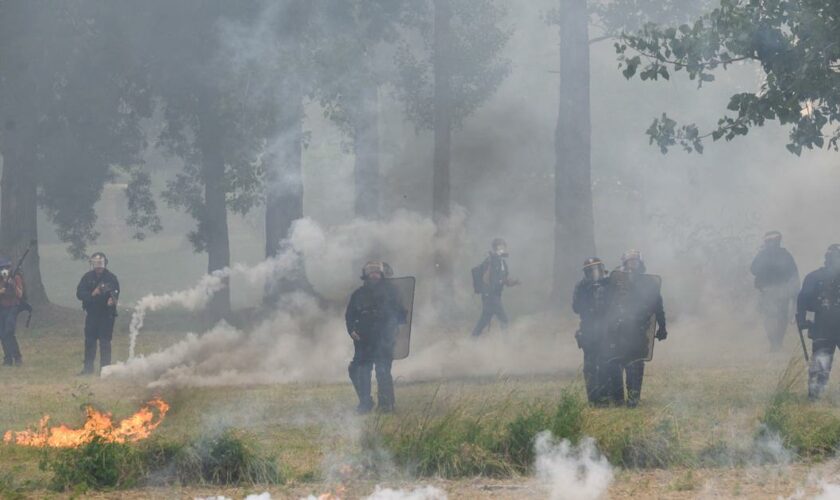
84, 312, 115, 372
472, 293, 508, 337
0, 306, 21, 365
349, 357, 394, 411
602, 357, 645, 406
809, 337, 840, 399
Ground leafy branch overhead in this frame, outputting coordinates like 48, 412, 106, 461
615, 0, 840, 155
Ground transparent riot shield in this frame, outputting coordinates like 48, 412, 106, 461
390, 276, 416, 360
606, 271, 662, 362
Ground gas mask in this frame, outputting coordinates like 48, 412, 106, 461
89, 255, 107, 270
0, 269, 9, 280
583, 258, 605, 281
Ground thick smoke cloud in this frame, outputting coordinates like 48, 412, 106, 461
534, 433, 613, 500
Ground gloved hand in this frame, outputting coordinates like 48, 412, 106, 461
655, 326, 668, 341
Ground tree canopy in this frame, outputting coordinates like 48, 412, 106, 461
615, 0, 840, 155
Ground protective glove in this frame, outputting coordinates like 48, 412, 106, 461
655, 326, 668, 341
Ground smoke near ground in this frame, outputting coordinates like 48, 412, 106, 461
534, 433, 613, 500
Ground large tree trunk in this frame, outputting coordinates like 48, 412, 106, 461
0, 146, 48, 306
264, 94, 315, 302
432, 0, 454, 313
353, 83, 380, 220
552, 0, 596, 304
202, 128, 231, 321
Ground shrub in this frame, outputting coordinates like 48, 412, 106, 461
40, 437, 144, 492
172, 430, 282, 485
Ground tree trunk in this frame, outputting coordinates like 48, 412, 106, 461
353, 83, 380, 220
264, 94, 315, 302
202, 128, 231, 321
552, 0, 596, 304
0, 146, 49, 306
432, 0, 454, 312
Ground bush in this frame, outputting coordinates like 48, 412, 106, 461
497, 389, 586, 471
172, 430, 282, 485
759, 358, 840, 458
378, 407, 511, 478
40, 430, 282, 491
40, 437, 144, 492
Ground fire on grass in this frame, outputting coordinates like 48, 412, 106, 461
3, 397, 170, 448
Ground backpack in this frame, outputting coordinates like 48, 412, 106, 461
471, 259, 488, 294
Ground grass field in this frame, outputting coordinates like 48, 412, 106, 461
1, 309, 840, 499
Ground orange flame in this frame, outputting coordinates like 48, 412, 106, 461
3, 397, 170, 448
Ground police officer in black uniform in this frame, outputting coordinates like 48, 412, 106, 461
572, 257, 614, 405
471, 238, 519, 337
751, 231, 799, 350
346, 261, 407, 413
797, 244, 840, 400
606, 250, 667, 407
76, 252, 119, 375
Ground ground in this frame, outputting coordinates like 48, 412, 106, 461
1, 309, 840, 499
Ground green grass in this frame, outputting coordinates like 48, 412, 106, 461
3, 313, 840, 497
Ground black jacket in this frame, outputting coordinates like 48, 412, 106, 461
479, 253, 509, 296
572, 277, 610, 336
797, 266, 840, 338
345, 280, 407, 360
76, 269, 120, 316
751, 247, 799, 291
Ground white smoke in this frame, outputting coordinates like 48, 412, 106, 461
296, 486, 447, 500
364, 486, 448, 500
534, 433, 613, 500
128, 252, 300, 358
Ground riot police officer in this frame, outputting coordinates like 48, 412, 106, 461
76, 252, 119, 375
346, 261, 407, 413
471, 238, 519, 337
0, 257, 24, 366
751, 231, 799, 350
797, 244, 840, 400
572, 257, 614, 405
605, 250, 667, 407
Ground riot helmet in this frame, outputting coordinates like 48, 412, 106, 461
491, 238, 508, 257
764, 231, 782, 248
89, 252, 108, 271
361, 260, 386, 282
583, 257, 606, 282
825, 244, 840, 270
620, 249, 646, 273
0, 257, 10, 281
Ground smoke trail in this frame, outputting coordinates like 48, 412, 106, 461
127, 251, 301, 358
534, 432, 613, 500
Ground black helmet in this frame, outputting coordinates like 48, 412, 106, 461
583, 257, 606, 281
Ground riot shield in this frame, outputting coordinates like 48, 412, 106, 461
606, 271, 662, 363
390, 276, 416, 360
